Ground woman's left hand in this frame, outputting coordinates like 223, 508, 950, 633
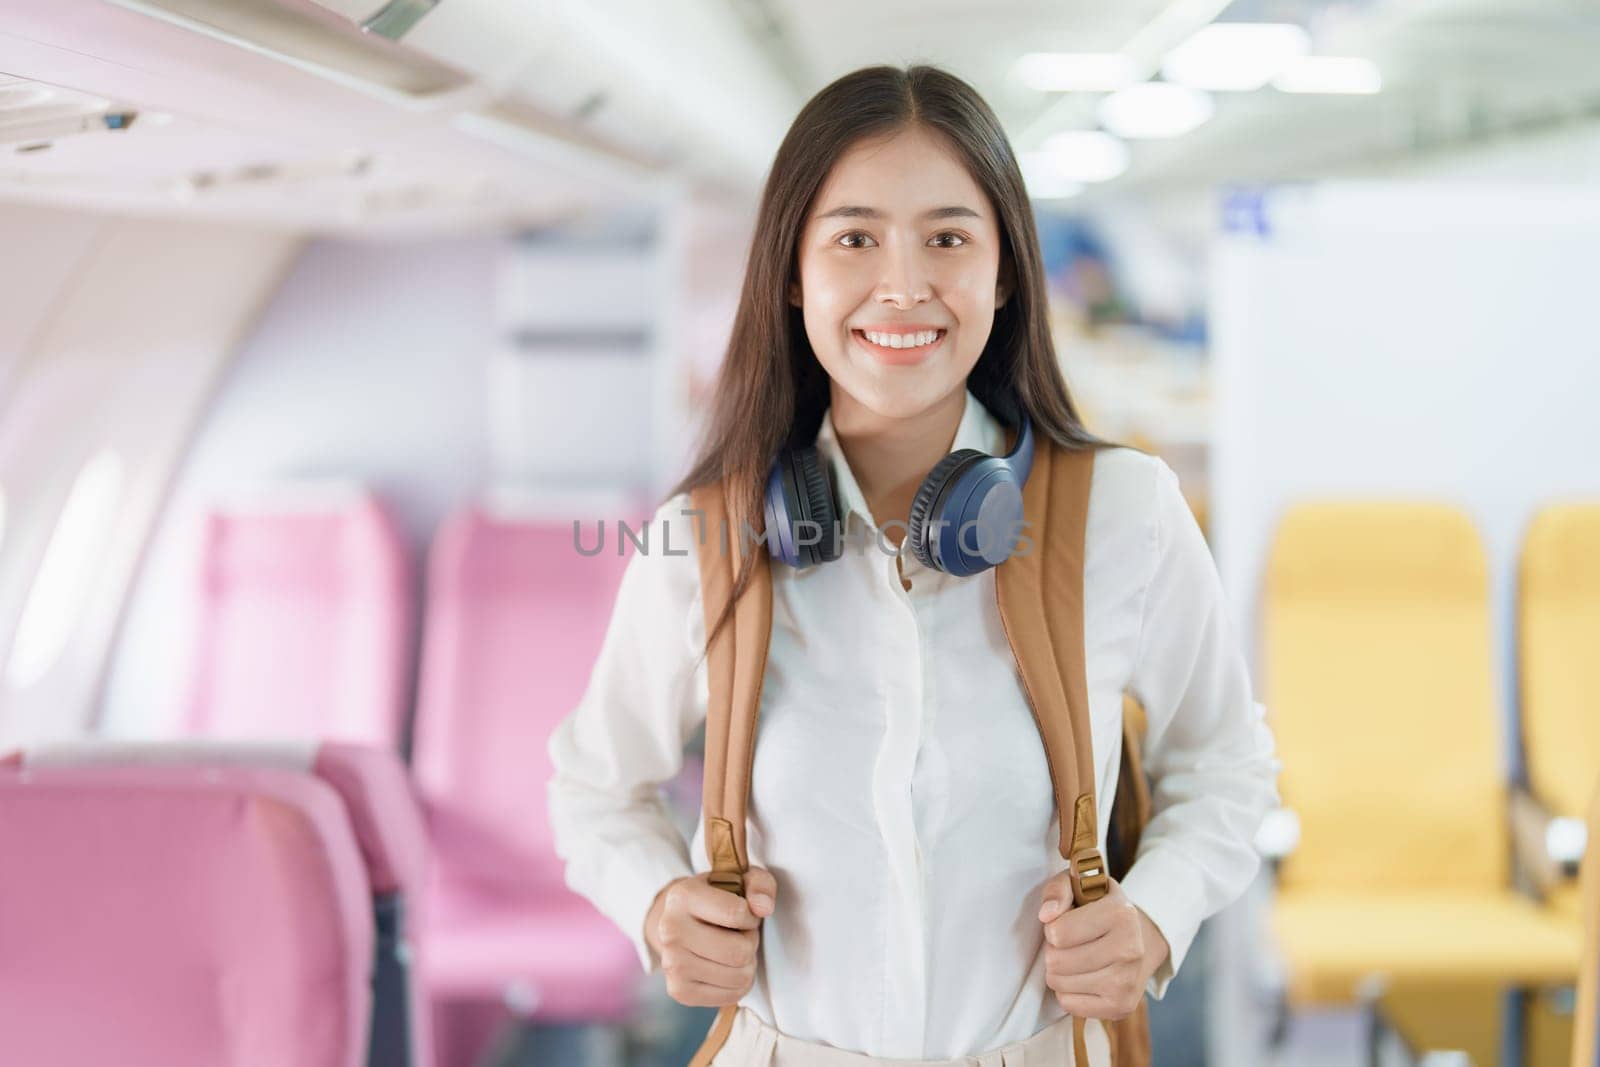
1037, 873, 1170, 1020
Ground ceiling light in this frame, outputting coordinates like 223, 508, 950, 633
1036, 180, 1086, 200
1097, 83, 1213, 139
1018, 154, 1087, 199
1272, 56, 1382, 95
1035, 131, 1130, 184
1161, 22, 1310, 92
1015, 53, 1138, 93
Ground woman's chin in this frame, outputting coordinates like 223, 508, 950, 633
835, 376, 959, 423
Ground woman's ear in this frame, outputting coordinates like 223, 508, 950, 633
995, 258, 1015, 308
788, 278, 802, 307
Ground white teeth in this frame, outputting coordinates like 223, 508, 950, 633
862, 329, 941, 348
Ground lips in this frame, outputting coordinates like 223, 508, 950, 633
851, 328, 946, 366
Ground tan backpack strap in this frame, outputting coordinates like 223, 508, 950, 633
688, 1006, 739, 1067
994, 437, 1105, 906
688, 479, 774, 898
686, 479, 774, 1067
994, 436, 1107, 1065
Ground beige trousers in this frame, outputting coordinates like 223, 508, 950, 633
708, 1007, 1108, 1067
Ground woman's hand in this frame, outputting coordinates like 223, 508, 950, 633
645, 868, 777, 1007
1037, 873, 1169, 1021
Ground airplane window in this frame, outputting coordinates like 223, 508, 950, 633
5, 450, 125, 690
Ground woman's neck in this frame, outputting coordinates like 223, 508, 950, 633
828, 383, 967, 547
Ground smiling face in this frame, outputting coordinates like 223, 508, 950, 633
789, 124, 1012, 423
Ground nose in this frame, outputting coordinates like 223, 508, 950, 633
875, 239, 932, 309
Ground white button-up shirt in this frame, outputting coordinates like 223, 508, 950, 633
547, 387, 1280, 1062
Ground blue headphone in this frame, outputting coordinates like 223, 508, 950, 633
763, 407, 1035, 578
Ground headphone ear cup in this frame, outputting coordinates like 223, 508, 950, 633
792, 446, 840, 566
908, 449, 985, 570
764, 453, 800, 567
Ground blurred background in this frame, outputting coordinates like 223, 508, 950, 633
1, 1, 1598, 1066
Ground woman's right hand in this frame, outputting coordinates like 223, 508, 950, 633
644, 868, 777, 1007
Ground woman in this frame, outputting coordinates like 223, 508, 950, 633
548, 64, 1279, 1065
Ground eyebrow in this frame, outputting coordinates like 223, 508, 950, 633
814, 205, 982, 221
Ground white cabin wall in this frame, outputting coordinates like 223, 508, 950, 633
0, 205, 105, 405
0, 204, 297, 749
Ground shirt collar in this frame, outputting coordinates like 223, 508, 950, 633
812, 386, 1003, 534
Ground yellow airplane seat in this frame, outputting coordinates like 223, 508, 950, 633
1262, 502, 1578, 1028
1576, 783, 1600, 1067
1518, 504, 1600, 919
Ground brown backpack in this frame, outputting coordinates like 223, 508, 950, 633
686, 434, 1153, 1066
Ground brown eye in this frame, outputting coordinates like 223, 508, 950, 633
930, 232, 968, 248
838, 232, 877, 249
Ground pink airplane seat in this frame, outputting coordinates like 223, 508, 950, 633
184, 487, 414, 748
0, 740, 432, 1067
411, 501, 645, 1035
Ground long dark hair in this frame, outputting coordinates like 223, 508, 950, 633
665, 64, 1113, 657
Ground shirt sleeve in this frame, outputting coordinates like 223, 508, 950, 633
1117, 457, 1282, 1000
546, 493, 709, 975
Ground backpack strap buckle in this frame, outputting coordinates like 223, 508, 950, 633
1070, 845, 1109, 903
1067, 794, 1108, 903
708, 868, 745, 896
705, 817, 747, 897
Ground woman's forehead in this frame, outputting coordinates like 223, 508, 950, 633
812, 129, 991, 221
